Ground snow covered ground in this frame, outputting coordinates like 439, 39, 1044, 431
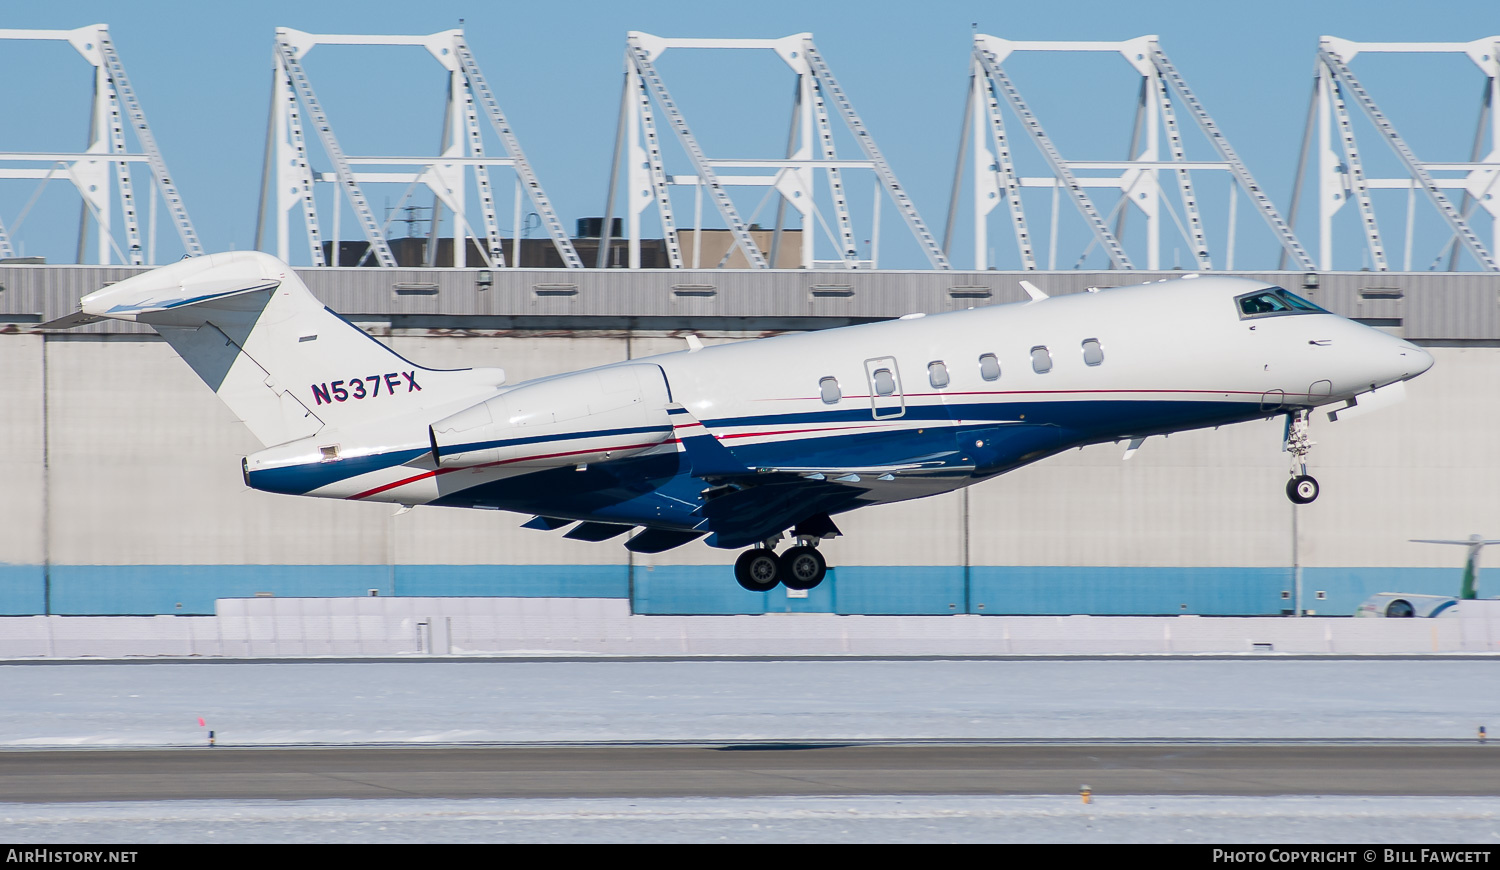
3, 796, 1499, 844
3, 658, 1498, 843
0, 658, 1495, 745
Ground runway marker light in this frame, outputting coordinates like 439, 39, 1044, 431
209, 730, 216, 747
1081, 784, 1092, 804
1481, 726, 1487, 744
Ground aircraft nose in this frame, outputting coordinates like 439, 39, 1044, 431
1398, 341, 1434, 380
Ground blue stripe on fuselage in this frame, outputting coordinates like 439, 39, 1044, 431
246, 397, 1270, 509
247, 448, 430, 495
245, 425, 675, 497
429, 397, 1270, 529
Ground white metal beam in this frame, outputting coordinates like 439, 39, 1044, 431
968, 34, 1312, 272
1312, 37, 1499, 272
615, 32, 947, 270
973, 37, 1133, 270
262, 28, 580, 268
0, 25, 200, 264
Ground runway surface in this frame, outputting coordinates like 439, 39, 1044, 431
5, 743, 1498, 802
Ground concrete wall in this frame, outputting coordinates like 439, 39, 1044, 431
3, 325, 1497, 617
2, 598, 1498, 659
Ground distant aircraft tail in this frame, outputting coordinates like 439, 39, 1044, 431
53, 251, 505, 447
1410, 536, 1500, 601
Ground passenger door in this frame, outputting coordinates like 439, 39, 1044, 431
863, 356, 905, 419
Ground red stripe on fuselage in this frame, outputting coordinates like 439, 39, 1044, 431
759, 387, 1311, 401
345, 439, 680, 501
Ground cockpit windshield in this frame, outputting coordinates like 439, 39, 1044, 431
1236, 286, 1327, 319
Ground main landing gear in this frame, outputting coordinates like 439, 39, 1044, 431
733, 536, 829, 592
1284, 408, 1320, 505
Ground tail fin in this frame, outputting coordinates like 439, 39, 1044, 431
68, 251, 504, 446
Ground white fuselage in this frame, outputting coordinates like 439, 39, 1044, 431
240, 275, 1429, 541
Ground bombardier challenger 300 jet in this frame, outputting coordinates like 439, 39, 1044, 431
48, 252, 1432, 592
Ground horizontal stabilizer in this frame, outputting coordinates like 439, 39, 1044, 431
62, 251, 505, 448
38, 311, 105, 330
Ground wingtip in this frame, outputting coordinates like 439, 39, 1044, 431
38, 311, 105, 330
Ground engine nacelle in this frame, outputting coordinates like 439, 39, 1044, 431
430, 364, 673, 469
1354, 592, 1459, 618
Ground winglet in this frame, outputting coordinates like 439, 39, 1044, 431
1019, 280, 1048, 301
667, 403, 750, 478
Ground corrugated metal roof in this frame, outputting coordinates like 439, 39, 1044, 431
4, 263, 1496, 339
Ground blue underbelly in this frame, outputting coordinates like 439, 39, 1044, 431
430, 397, 1266, 528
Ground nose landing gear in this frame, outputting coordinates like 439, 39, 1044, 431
1285, 409, 1320, 505
732, 535, 830, 592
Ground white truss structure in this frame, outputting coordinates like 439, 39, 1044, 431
605, 32, 950, 270
958, 34, 1313, 272
1292, 37, 1500, 272
0, 24, 202, 264
259, 28, 582, 269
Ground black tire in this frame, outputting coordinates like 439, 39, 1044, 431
734, 549, 781, 592
779, 546, 827, 590
1286, 474, 1319, 504
1386, 599, 1416, 618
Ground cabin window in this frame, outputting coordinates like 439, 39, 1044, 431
928, 361, 949, 388
978, 353, 1000, 381
819, 377, 841, 404
1031, 346, 1053, 373
872, 368, 897, 397
1082, 338, 1104, 366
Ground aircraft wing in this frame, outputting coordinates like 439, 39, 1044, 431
667, 403, 972, 548
668, 403, 972, 482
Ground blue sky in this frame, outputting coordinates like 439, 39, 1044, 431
0, 0, 1495, 271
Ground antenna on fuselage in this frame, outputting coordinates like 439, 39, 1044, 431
1019, 279, 1048, 301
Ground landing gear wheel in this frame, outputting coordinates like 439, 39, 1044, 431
779, 546, 827, 590
734, 549, 781, 592
1287, 474, 1320, 505
1283, 410, 1320, 505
